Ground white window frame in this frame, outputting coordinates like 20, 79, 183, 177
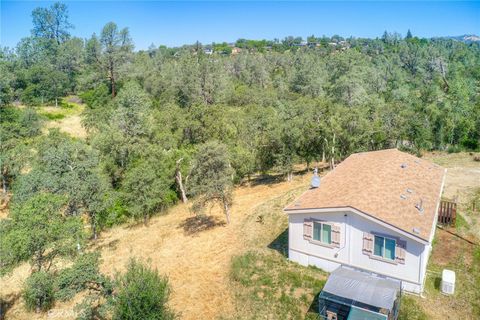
312, 221, 332, 245
373, 235, 396, 261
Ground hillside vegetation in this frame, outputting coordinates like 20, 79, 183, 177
1, 1, 480, 319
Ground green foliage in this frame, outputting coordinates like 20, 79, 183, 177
0, 193, 85, 274
42, 112, 65, 120
122, 148, 177, 224
189, 141, 235, 222
54, 252, 110, 302
0, 107, 41, 193
31, 2, 73, 44
85, 21, 133, 96
112, 259, 175, 320
13, 130, 110, 238
23, 271, 55, 312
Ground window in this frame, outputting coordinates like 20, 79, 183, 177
313, 222, 332, 244
373, 235, 396, 260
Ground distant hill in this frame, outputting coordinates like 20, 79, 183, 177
444, 34, 480, 43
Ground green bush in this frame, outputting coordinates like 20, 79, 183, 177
59, 100, 75, 109
446, 145, 463, 154
42, 112, 65, 120
54, 252, 106, 301
23, 271, 55, 312
113, 259, 175, 320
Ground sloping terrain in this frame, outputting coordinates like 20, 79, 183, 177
2, 152, 479, 319
1, 173, 311, 319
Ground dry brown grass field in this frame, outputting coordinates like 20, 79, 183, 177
1, 150, 479, 320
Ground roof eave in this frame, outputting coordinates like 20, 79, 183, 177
284, 206, 430, 245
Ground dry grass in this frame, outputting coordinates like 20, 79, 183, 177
95, 173, 310, 320
423, 151, 480, 238
43, 114, 86, 139
423, 152, 480, 200
39, 99, 87, 139
0, 171, 311, 320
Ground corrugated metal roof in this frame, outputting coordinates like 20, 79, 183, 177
323, 266, 401, 310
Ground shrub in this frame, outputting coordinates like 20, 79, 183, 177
42, 112, 65, 120
113, 259, 175, 320
23, 271, 55, 312
54, 252, 106, 301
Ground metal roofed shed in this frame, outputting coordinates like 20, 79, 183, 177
318, 266, 401, 320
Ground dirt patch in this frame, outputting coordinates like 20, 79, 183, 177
430, 227, 475, 267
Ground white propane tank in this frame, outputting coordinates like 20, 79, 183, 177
441, 269, 455, 295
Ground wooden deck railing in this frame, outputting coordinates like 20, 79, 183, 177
438, 199, 457, 226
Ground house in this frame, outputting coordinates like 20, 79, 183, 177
284, 149, 446, 294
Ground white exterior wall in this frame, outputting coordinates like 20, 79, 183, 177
288, 210, 430, 294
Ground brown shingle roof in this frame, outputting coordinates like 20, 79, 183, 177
285, 149, 445, 241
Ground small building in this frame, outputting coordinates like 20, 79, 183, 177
284, 149, 446, 294
318, 266, 401, 320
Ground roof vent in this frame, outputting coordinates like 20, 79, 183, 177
400, 194, 407, 200
406, 188, 413, 194
401, 163, 407, 169
415, 199, 424, 213
310, 167, 320, 188
413, 227, 421, 234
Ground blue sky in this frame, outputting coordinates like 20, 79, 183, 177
1, 1, 479, 50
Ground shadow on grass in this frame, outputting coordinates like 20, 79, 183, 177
247, 174, 286, 187
307, 291, 320, 317
179, 215, 226, 236
268, 228, 289, 258
0, 293, 20, 320
434, 276, 442, 290
93, 239, 120, 251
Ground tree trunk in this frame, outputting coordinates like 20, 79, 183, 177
223, 201, 231, 224
2, 173, 6, 194
91, 215, 97, 240
36, 300, 41, 313
55, 97, 58, 108
143, 214, 148, 226
175, 159, 188, 203
287, 171, 293, 182
111, 76, 116, 98
109, 61, 116, 97
330, 133, 336, 170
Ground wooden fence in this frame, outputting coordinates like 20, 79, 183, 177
438, 199, 457, 226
